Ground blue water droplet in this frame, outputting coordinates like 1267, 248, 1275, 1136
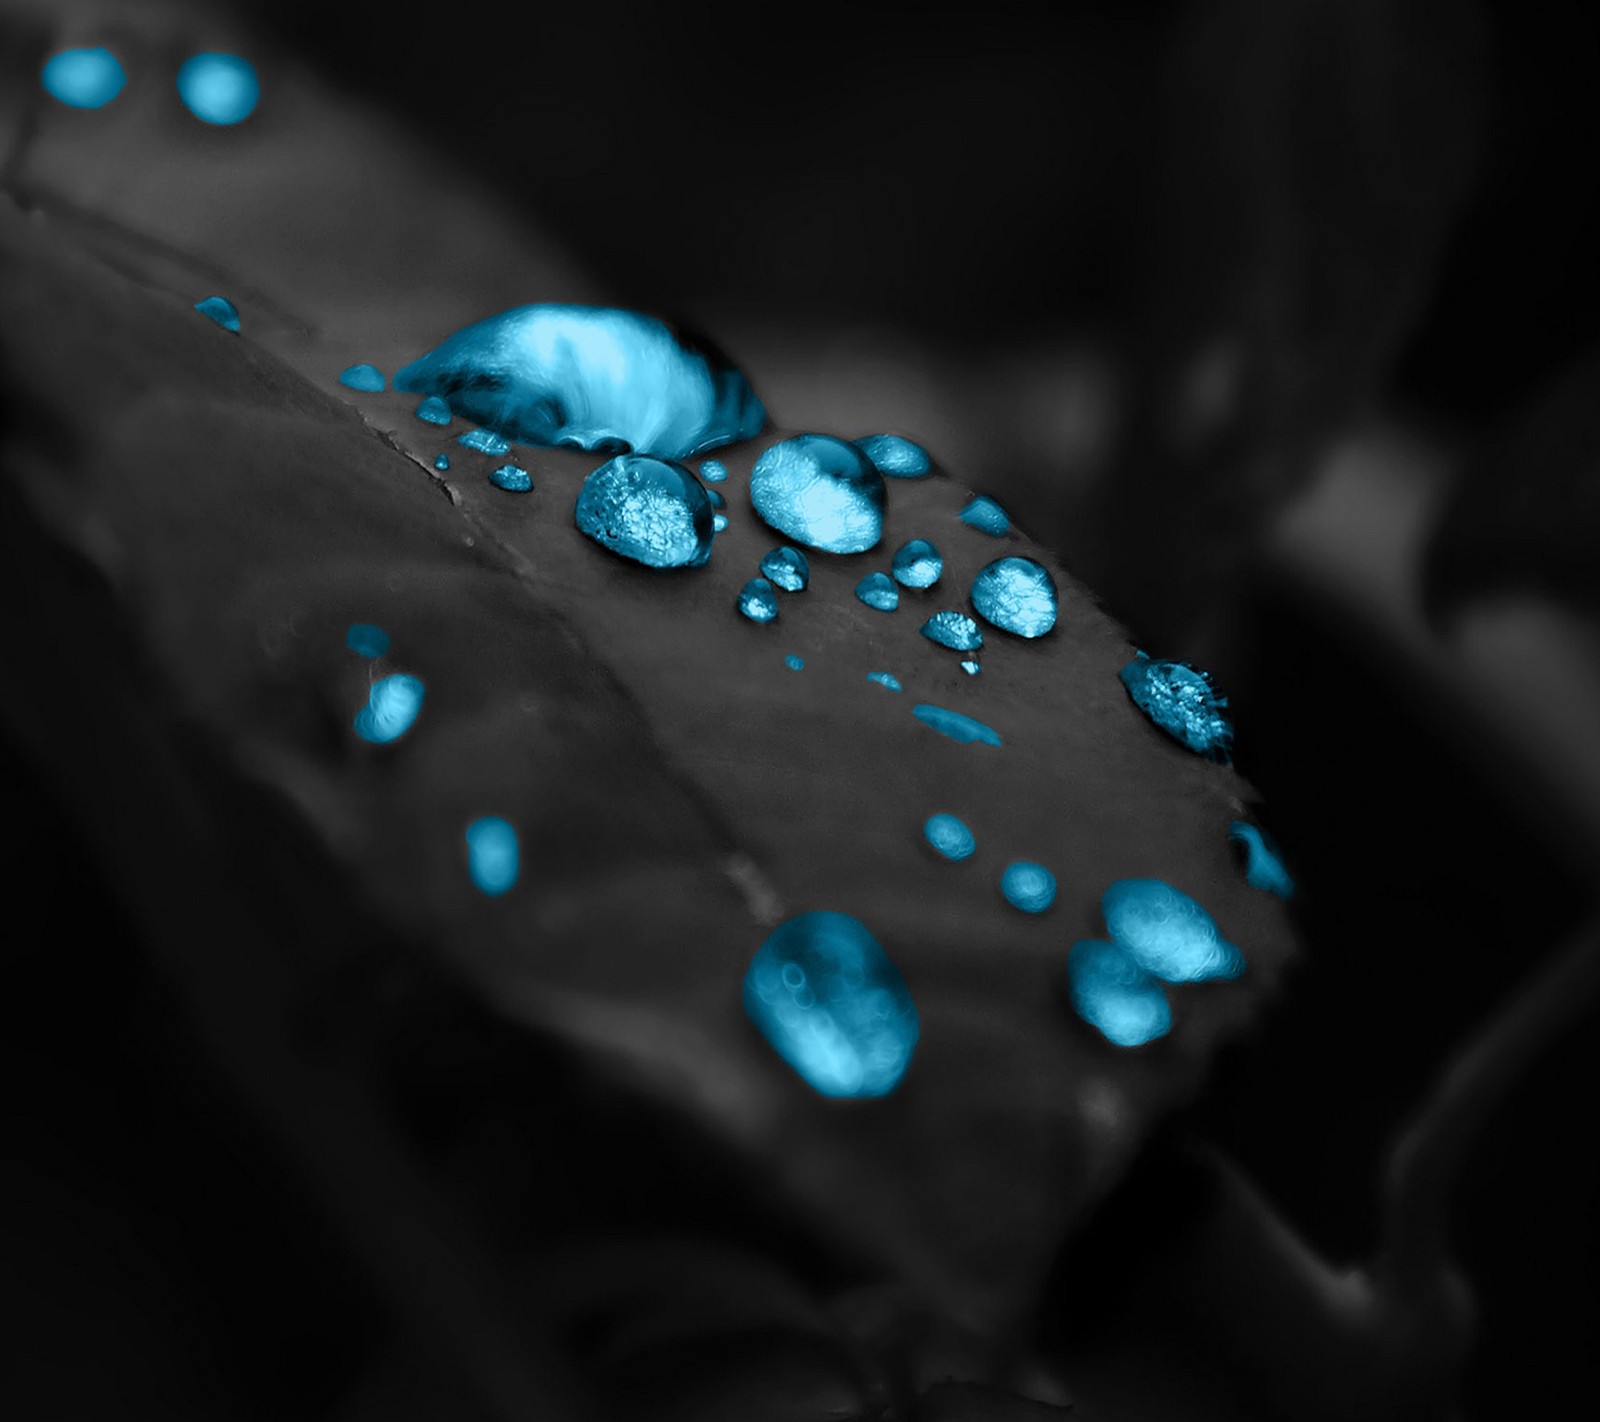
912, 703, 1001, 746
489, 463, 532, 493
41, 48, 126, 109
785, 653, 805, 671
176, 53, 260, 125
971, 556, 1057, 638
574, 454, 714, 568
923, 813, 975, 861
338, 364, 385, 392
1102, 879, 1244, 982
345, 623, 390, 658
394, 305, 764, 459
749, 434, 886, 554
458, 428, 512, 456
713, 513, 730, 533
759, 546, 810, 592
891, 538, 943, 589
960, 659, 981, 676
194, 295, 240, 332
959, 495, 1010, 536
920, 611, 983, 651
743, 911, 919, 1098
434, 454, 450, 471
464, 816, 519, 895
854, 433, 931, 478
855, 571, 899, 612
1229, 821, 1296, 899
1001, 861, 1057, 913
866, 671, 903, 692
354, 673, 425, 744
699, 459, 729, 483
705, 486, 726, 509
1068, 940, 1172, 1047
414, 395, 452, 426
738, 577, 779, 623
1119, 652, 1233, 761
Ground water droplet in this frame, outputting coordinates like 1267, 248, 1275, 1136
394, 305, 764, 459
749, 434, 885, 554
354, 673, 425, 744
1119, 652, 1232, 761
433, 454, 450, 471
855, 571, 899, 612
194, 295, 240, 332
1229, 821, 1295, 899
345, 623, 390, 658
1068, 941, 1172, 1047
912, 703, 1001, 746
959, 495, 1010, 536
920, 611, 982, 651
785, 653, 805, 671
489, 463, 532, 492
176, 53, 260, 126
971, 556, 1057, 638
574, 454, 714, 568
960, 659, 981, 676
465, 816, 519, 895
891, 538, 942, 589
1101, 879, 1244, 982
743, 911, 919, 1098
458, 428, 512, 456
1001, 861, 1057, 913
738, 577, 779, 622
759, 546, 810, 592
854, 433, 931, 478
705, 486, 726, 509
713, 513, 729, 533
700, 459, 729, 483
41, 48, 126, 109
338, 364, 385, 392
866, 671, 902, 692
414, 395, 452, 426
923, 813, 975, 861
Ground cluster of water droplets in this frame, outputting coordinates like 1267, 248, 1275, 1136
42, 47, 258, 123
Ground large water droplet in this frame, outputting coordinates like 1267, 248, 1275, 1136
338, 364, 385, 393
574, 454, 714, 568
920, 611, 982, 651
749, 435, 885, 554
354, 673, 425, 744
971, 556, 1057, 638
1068, 940, 1172, 1047
1101, 879, 1244, 982
739, 577, 779, 622
959, 495, 1010, 536
699, 459, 729, 483
867, 671, 903, 692
912, 703, 1001, 746
394, 305, 764, 459
414, 395, 452, 425
489, 463, 532, 493
458, 428, 512, 456
1229, 821, 1295, 899
1119, 652, 1233, 761
760, 546, 810, 592
194, 295, 240, 332
891, 538, 943, 589
465, 816, 519, 895
923, 813, 975, 861
1001, 861, 1057, 913
41, 48, 126, 109
345, 623, 390, 658
743, 911, 919, 1098
855, 572, 899, 612
176, 53, 260, 125
854, 433, 931, 478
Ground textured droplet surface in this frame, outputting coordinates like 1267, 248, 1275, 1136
867, 671, 903, 692
394, 305, 764, 459
489, 463, 532, 493
854, 433, 931, 478
465, 816, 519, 896
920, 611, 983, 651
699, 459, 728, 483
338, 363, 385, 393
1119, 653, 1233, 761
959, 495, 1010, 536
749, 434, 886, 553
176, 53, 259, 125
414, 395, 452, 425
345, 623, 390, 658
760, 546, 810, 592
785, 654, 805, 671
574, 454, 714, 568
971, 556, 1058, 638
194, 296, 240, 332
923, 813, 975, 861
739, 577, 779, 623
41, 48, 126, 109
1068, 941, 1172, 1047
458, 428, 512, 456
912, 703, 1001, 746
1001, 861, 1057, 913
891, 538, 943, 589
1102, 879, 1243, 982
433, 454, 450, 471
855, 572, 899, 612
743, 911, 919, 1098
354, 673, 425, 744
1229, 822, 1295, 899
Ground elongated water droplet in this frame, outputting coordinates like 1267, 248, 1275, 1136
1119, 652, 1233, 761
700, 459, 728, 483
345, 623, 390, 658
465, 816, 519, 895
924, 813, 975, 861
759, 546, 810, 592
867, 671, 902, 692
338, 364, 385, 392
489, 463, 532, 492
971, 556, 1057, 638
1229, 821, 1295, 899
1102, 879, 1244, 982
575, 454, 714, 568
434, 454, 450, 471
960, 659, 981, 676
912, 703, 1001, 746
194, 295, 240, 332
738, 577, 779, 622
1001, 861, 1056, 913
176, 53, 260, 125
458, 428, 512, 456
41, 48, 126, 109
855, 572, 899, 612
854, 433, 931, 478
414, 395, 452, 425
1068, 940, 1172, 1047
891, 538, 942, 589
785, 653, 805, 671
920, 611, 983, 651
354, 673, 425, 744
749, 434, 885, 553
743, 911, 919, 1098
959, 495, 1010, 536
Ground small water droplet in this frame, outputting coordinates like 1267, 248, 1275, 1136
785, 653, 805, 671
1001, 861, 1056, 913
465, 816, 519, 895
959, 495, 1010, 536
854, 433, 931, 478
759, 546, 810, 592
1229, 821, 1295, 899
1068, 941, 1172, 1047
489, 463, 532, 492
739, 577, 779, 622
749, 434, 885, 554
923, 813, 975, 861
1101, 880, 1244, 982
960, 659, 980, 676
458, 428, 512, 456
920, 611, 982, 651
41, 48, 126, 109
891, 538, 943, 589
911, 703, 1001, 746
434, 454, 450, 471
338, 364, 385, 393
855, 572, 899, 612
743, 911, 919, 1097
414, 395, 452, 426
575, 454, 714, 568
705, 486, 726, 509
354, 673, 425, 744
700, 459, 729, 483
1119, 652, 1232, 761
194, 295, 240, 332
713, 513, 729, 533
970, 556, 1058, 639
345, 623, 390, 658
866, 671, 902, 692
176, 53, 260, 125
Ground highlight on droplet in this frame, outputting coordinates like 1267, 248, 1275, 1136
920, 611, 983, 652
465, 816, 519, 896
855, 572, 899, 612
575, 454, 715, 568
760, 546, 810, 592
41, 47, 126, 109
749, 434, 885, 554
1119, 652, 1233, 761
354, 673, 425, 744
176, 52, 260, 125
738, 577, 779, 623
